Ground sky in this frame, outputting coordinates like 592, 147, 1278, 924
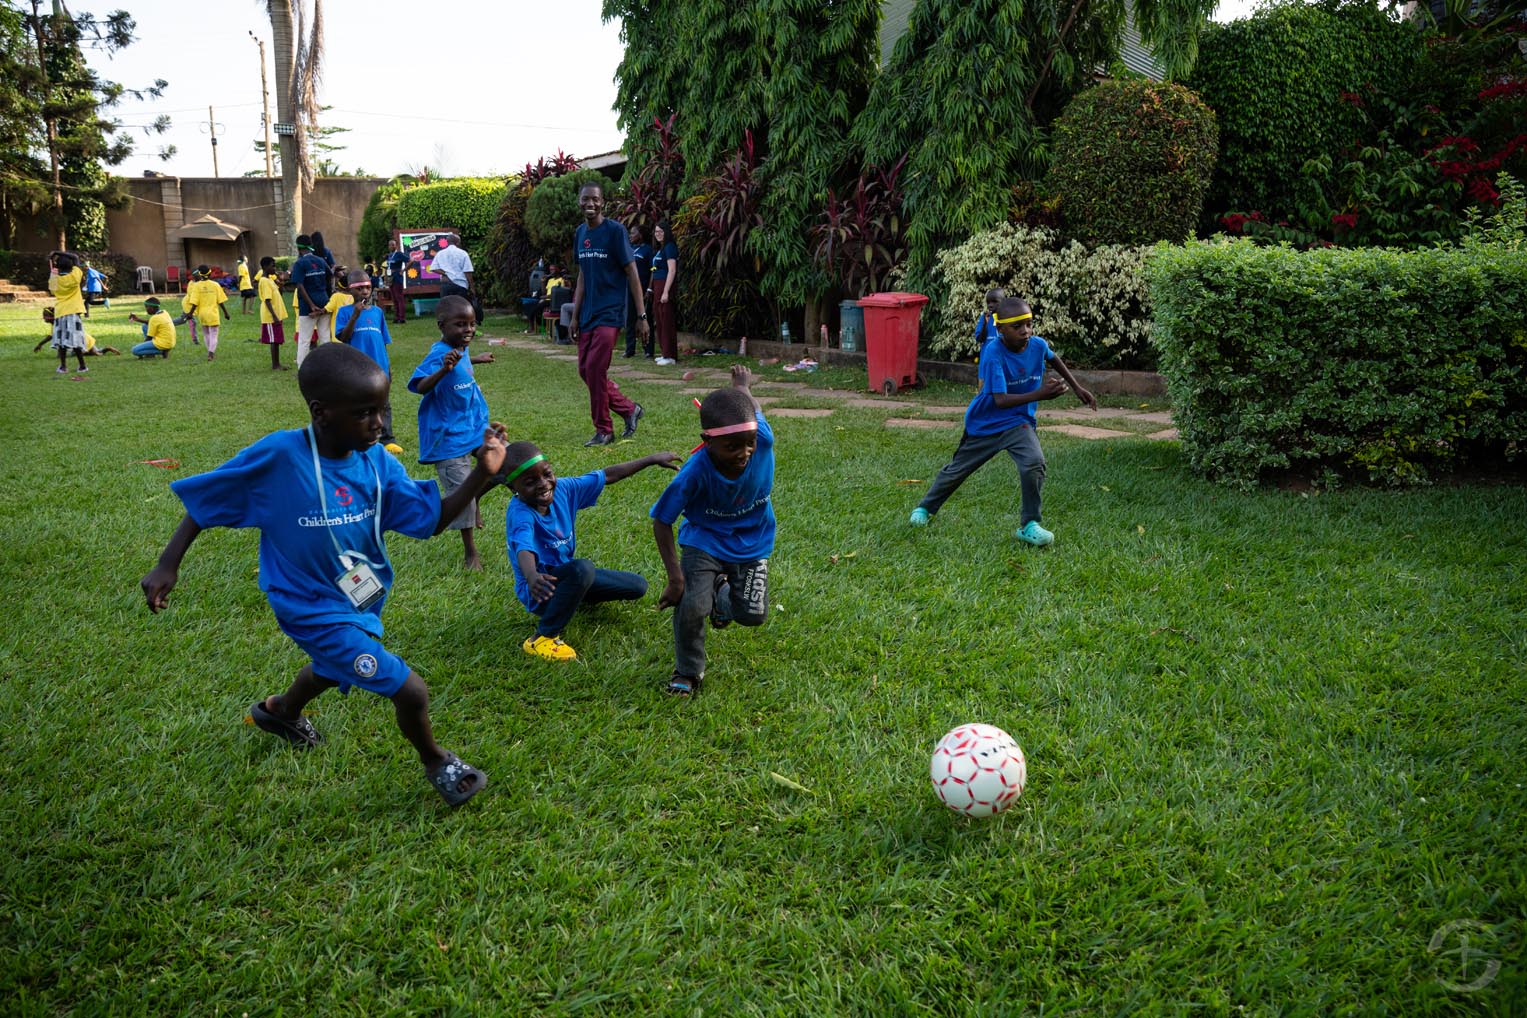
98, 0, 1261, 181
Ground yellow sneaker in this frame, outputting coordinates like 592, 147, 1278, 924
522, 634, 577, 661
383, 443, 405, 455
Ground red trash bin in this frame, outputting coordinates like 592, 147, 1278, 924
857, 291, 930, 395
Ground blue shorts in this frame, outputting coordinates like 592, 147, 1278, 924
275, 618, 412, 696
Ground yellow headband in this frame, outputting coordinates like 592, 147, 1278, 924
994, 312, 1032, 324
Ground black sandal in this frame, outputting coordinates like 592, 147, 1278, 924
249, 700, 323, 749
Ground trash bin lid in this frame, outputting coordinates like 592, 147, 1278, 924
857, 291, 930, 308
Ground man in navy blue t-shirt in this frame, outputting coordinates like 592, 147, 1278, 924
291, 234, 333, 367
571, 182, 649, 447
385, 239, 408, 325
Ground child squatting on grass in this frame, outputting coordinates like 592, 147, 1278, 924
503, 441, 682, 662
651, 365, 776, 697
139, 342, 508, 807
408, 295, 497, 571
910, 296, 1097, 545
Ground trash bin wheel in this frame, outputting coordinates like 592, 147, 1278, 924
882, 378, 897, 397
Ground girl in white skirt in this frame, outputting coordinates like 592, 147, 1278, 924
47, 252, 89, 375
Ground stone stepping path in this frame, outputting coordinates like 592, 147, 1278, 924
489, 334, 1176, 443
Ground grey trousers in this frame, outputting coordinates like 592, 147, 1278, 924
674, 547, 768, 678
918, 422, 1046, 525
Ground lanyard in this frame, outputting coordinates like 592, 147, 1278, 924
306, 425, 384, 571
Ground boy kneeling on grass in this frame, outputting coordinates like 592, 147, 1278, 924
140, 342, 507, 807
909, 296, 1096, 546
502, 441, 682, 661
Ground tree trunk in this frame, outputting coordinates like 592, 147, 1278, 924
267, 1, 300, 255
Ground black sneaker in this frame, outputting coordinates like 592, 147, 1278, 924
584, 432, 614, 447
710, 575, 732, 629
621, 403, 644, 439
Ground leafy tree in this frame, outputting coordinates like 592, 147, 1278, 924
247, 108, 360, 176
1, 0, 171, 249
266, 0, 325, 254
524, 168, 612, 259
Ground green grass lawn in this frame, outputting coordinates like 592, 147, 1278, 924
2, 299, 1524, 1014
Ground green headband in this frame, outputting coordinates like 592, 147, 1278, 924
503, 453, 546, 486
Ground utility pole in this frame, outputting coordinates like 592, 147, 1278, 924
251, 31, 273, 178
205, 105, 221, 177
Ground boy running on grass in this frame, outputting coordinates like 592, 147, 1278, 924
140, 342, 506, 807
408, 295, 497, 571
503, 441, 681, 661
651, 365, 775, 697
909, 296, 1096, 546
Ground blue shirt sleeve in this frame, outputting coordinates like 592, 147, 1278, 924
171, 436, 281, 529
408, 344, 446, 393
649, 463, 698, 526
978, 342, 1008, 395
377, 448, 441, 539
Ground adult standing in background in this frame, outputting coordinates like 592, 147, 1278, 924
572, 181, 648, 446
290, 235, 333, 367
625, 224, 653, 359
309, 230, 336, 269
385, 239, 408, 325
432, 234, 482, 325
650, 221, 680, 365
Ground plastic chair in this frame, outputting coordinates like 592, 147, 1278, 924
166, 266, 183, 293
135, 266, 154, 293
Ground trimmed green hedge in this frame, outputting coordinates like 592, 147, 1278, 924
1043, 79, 1218, 247
0, 250, 137, 294
394, 178, 509, 274
525, 169, 612, 255
1148, 239, 1527, 487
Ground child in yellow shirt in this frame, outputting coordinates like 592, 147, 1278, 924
128, 298, 178, 358
257, 256, 290, 371
46, 252, 89, 375
236, 256, 256, 315
184, 264, 231, 361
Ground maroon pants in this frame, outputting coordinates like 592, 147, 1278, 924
653, 295, 678, 360
578, 325, 636, 434
389, 280, 406, 324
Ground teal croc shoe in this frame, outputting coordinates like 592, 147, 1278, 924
908, 507, 931, 527
1016, 520, 1054, 546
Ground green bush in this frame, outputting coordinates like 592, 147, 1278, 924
483, 181, 535, 309
1147, 238, 1527, 487
356, 176, 419, 265
0, 249, 135, 293
1187, 1, 1422, 227
1043, 79, 1218, 247
930, 224, 1155, 368
524, 169, 613, 256
394, 177, 509, 270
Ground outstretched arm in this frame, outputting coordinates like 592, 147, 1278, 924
432, 428, 507, 534
654, 520, 683, 610
141, 513, 204, 612
604, 451, 682, 485
518, 549, 557, 605
412, 349, 461, 394
1047, 353, 1097, 409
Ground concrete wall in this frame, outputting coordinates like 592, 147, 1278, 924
11, 176, 387, 290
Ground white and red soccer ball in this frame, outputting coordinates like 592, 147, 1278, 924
930, 723, 1027, 817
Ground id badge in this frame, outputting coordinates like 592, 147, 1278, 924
336, 562, 384, 610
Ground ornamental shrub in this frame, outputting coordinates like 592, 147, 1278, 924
1187, 1, 1422, 229
356, 175, 419, 265
524, 169, 615, 256
1042, 79, 1218, 247
930, 223, 1155, 368
1147, 238, 1527, 487
483, 181, 535, 310
394, 177, 509, 268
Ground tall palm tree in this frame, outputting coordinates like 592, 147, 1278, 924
265, 0, 323, 255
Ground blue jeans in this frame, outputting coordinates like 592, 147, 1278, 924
132, 340, 165, 358
531, 559, 647, 637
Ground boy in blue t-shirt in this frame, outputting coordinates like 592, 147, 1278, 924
502, 441, 682, 661
650, 365, 775, 696
909, 296, 1097, 546
335, 268, 401, 454
973, 287, 1004, 346
139, 342, 507, 807
408, 295, 497, 570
